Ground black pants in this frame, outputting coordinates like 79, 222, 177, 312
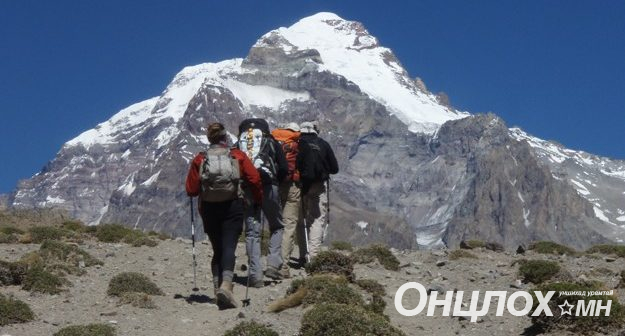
200, 199, 244, 284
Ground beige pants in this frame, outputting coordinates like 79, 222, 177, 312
302, 181, 328, 258
279, 181, 305, 264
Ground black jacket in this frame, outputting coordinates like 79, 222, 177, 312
297, 133, 339, 193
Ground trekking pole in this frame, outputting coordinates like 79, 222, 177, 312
302, 197, 311, 264
242, 207, 256, 307
189, 197, 199, 292
242, 251, 251, 307
322, 179, 330, 243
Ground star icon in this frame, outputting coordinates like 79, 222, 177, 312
559, 300, 575, 316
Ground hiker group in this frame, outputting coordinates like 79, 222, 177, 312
185, 118, 338, 309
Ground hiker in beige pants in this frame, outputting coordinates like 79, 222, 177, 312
302, 181, 328, 258
279, 180, 306, 277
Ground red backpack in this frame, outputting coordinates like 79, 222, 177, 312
271, 128, 300, 182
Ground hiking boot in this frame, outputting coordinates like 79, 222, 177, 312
280, 266, 291, 279
216, 281, 238, 309
264, 266, 283, 280
250, 277, 264, 288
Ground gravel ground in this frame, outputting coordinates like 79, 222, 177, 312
1, 239, 624, 336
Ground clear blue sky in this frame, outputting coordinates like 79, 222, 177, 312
1, 0, 624, 193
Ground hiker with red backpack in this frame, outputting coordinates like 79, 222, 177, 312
237, 118, 288, 285
271, 122, 306, 278
297, 121, 339, 258
185, 122, 263, 309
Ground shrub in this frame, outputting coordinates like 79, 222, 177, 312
330, 241, 353, 252
0, 226, 25, 235
529, 241, 577, 256
129, 236, 158, 247
29, 226, 72, 243
305, 251, 354, 280
147, 231, 170, 240
0, 232, 19, 243
531, 281, 625, 334
61, 220, 87, 233
586, 244, 625, 258
84, 226, 98, 234
449, 250, 478, 260
519, 260, 560, 284
0, 260, 27, 285
355, 279, 386, 297
460, 240, 485, 249
95, 224, 158, 247
38, 240, 103, 274
22, 265, 67, 294
53, 323, 116, 336
223, 321, 279, 336
300, 303, 406, 336
118, 292, 157, 309
95, 224, 134, 243
289, 275, 363, 307
352, 245, 400, 271
0, 294, 35, 326
107, 272, 163, 297
618, 271, 625, 289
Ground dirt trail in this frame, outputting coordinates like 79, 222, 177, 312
1, 239, 623, 335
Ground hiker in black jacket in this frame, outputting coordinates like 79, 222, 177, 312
297, 121, 339, 259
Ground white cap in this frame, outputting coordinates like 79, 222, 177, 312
281, 122, 301, 132
300, 121, 318, 134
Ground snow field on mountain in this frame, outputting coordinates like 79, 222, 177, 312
271, 12, 468, 133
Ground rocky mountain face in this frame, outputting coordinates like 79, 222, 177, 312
7, 13, 625, 249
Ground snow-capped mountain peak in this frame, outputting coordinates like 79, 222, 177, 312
255, 12, 469, 133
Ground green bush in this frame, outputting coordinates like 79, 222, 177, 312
128, 236, 158, 247
223, 321, 279, 336
118, 292, 157, 309
61, 220, 87, 233
29, 226, 72, 243
330, 241, 353, 252
449, 250, 478, 260
0, 225, 25, 235
531, 281, 625, 333
95, 224, 134, 243
618, 270, 625, 289
147, 231, 171, 240
53, 323, 116, 336
289, 275, 364, 307
39, 240, 103, 274
355, 279, 386, 297
0, 294, 35, 326
0, 232, 19, 243
460, 240, 485, 249
529, 241, 578, 255
352, 245, 400, 271
305, 251, 354, 280
587, 244, 625, 258
95, 224, 158, 247
22, 265, 67, 294
300, 303, 406, 336
107, 272, 163, 297
519, 260, 561, 284
0, 260, 27, 285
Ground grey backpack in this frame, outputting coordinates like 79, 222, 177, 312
199, 146, 241, 202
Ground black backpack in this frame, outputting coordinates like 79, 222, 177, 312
300, 137, 328, 182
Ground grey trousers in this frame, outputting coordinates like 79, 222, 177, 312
245, 184, 284, 280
